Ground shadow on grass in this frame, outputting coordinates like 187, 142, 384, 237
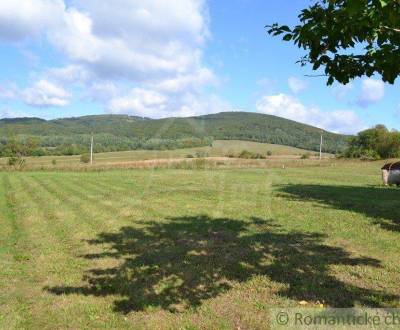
45, 216, 397, 313
278, 184, 400, 232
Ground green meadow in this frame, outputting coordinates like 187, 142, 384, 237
0, 140, 327, 168
1, 161, 399, 329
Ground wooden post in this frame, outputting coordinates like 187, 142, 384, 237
90, 133, 93, 165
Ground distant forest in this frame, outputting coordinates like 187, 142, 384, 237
0, 112, 350, 157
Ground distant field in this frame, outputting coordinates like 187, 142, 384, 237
1, 162, 399, 329
0, 140, 330, 168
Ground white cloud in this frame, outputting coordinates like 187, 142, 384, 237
174, 93, 231, 117
0, 79, 71, 107
357, 78, 385, 107
150, 67, 216, 94
21, 80, 71, 107
0, 0, 222, 116
0, 0, 64, 42
109, 88, 167, 118
87, 82, 118, 102
108, 88, 230, 118
288, 76, 308, 94
45, 65, 90, 84
45, 0, 210, 83
256, 93, 364, 134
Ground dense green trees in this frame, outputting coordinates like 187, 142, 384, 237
0, 112, 348, 157
268, 0, 400, 85
0, 135, 42, 157
344, 125, 400, 159
0, 135, 213, 158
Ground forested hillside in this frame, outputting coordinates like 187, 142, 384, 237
0, 112, 350, 156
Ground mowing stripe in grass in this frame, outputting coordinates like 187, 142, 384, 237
48, 174, 134, 217
29, 173, 130, 231
22, 173, 97, 237
9, 174, 129, 328
0, 174, 33, 328
16, 174, 90, 272
5, 174, 54, 327
0, 174, 22, 256
58, 174, 155, 219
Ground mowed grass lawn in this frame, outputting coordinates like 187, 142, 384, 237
1, 162, 400, 329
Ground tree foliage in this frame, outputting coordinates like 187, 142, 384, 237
80, 153, 91, 164
344, 125, 400, 159
0, 113, 349, 156
268, 0, 400, 85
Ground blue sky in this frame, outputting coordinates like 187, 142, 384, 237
0, 0, 398, 134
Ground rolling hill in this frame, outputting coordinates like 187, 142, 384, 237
0, 112, 350, 155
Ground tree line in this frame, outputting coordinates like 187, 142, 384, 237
0, 112, 349, 155
342, 125, 400, 160
0, 135, 214, 158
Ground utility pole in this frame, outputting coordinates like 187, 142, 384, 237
90, 133, 94, 165
319, 132, 323, 161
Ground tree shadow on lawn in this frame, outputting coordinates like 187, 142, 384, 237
45, 216, 398, 313
277, 184, 400, 232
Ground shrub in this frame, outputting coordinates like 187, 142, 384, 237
266, 150, 272, 156
226, 149, 236, 158
301, 153, 311, 159
8, 156, 26, 169
238, 150, 266, 159
80, 153, 91, 163
186, 154, 194, 158
52, 159, 57, 165
8, 156, 19, 166
238, 150, 253, 159
360, 149, 380, 161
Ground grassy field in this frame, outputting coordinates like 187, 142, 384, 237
1, 161, 399, 329
0, 140, 329, 168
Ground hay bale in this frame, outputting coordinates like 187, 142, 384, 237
381, 162, 400, 185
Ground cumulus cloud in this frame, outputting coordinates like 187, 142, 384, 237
45, 65, 91, 84
108, 87, 229, 118
0, 0, 223, 116
109, 88, 167, 118
87, 82, 118, 102
256, 93, 364, 134
0, 79, 71, 107
0, 0, 64, 42
288, 76, 308, 94
150, 68, 216, 94
21, 80, 71, 107
357, 78, 385, 107
44, 0, 210, 83
172, 93, 231, 117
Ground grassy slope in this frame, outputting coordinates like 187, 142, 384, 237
0, 140, 328, 167
0, 162, 399, 329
